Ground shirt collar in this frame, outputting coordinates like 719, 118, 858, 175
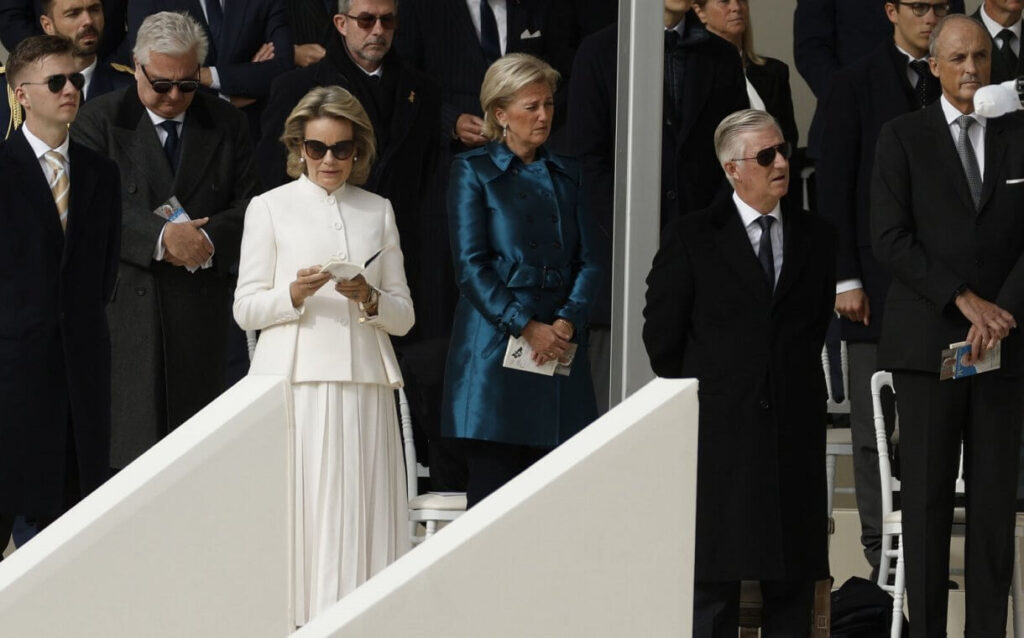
666, 14, 686, 36
145, 107, 186, 128
81, 57, 98, 87
940, 95, 986, 129
894, 43, 926, 65
979, 5, 1022, 41
733, 191, 782, 228
297, 172, 346, 199
21, 121, 70, 162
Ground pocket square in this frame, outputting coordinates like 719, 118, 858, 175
520, 28, 542, 39
1006, 178, 1024, 184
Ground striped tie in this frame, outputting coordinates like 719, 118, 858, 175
44, 150, 69, 231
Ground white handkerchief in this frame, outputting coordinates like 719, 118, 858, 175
1006, 178, 1024, 184
520, 28, 542, 40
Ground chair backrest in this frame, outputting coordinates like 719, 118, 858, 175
871, 371, 965, 518
397, 388, 418, 504
871, 371, 898, 519
822, 341, 851, 414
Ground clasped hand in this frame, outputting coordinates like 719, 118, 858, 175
163, 218, 213, 270
955, 289, 1017, 365
522, 319, 572, 366
289, 268, 372, 309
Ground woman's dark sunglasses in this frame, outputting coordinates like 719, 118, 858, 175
731, 142, 792, 167
344, 13, 398, 29
303, 139, 356, 161
141, 65, 201, 94
19, 72, 85, 93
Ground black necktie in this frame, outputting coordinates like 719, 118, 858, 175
997, 29, 1019, 71
756, 216, 776, 289
909, 59, 937, 108
479, 0, 501, 64
664, 30, 682, 119
160, 120, 180, 172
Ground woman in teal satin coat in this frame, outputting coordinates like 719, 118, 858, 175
441, 54, 602, 507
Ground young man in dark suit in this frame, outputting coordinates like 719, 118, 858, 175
871, 15, 1024, 635
973, 0, 1024, 83
644, 109, 836, 636
0, 0, 127, 59
815, 0, 944, 582
71, 11, 258, 470
794, 0, 965, 158
0, 35, 121, 552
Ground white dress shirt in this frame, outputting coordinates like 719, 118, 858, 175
22, 122, 71, 217
941, 94, 986, 179
733, 191, 783, 286
145, 108, 215, 270
466, 0, 508, 55
979, 5, 1022, 57
81, 57, 97, 98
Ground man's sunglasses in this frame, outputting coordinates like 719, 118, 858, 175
895, 2, 951, 17
344, 13, 397, 30
303, 139, 356, 161
731, 142, 792, 167
141, 65, 201, 94
19, 72, 85, 93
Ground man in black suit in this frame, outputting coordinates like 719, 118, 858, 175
973, 0, 1024, 84
568, 0, 747, 412
871, 15, 1024, 635
0, 0, 126, 60
644, 108, 836, 636
816, 0, 943, 581
71, 11, 257, 469
793, 0, 965, 158
127, 0, 293, 140
0, 0, 133, 138
0, 35, 120, 552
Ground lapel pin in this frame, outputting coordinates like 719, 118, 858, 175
407, 91, 416, 104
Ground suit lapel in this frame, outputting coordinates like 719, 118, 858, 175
772, 205, 807, 306
173, 97, 224, 203
713, 199, 771, 303
383, 68, 420, 165
9, 130, 64, 245
63, 141, 99, 267
452, 0, 487, 67
978, 114, 1008, 212
219, 0, 240, 61
924, 102, 976, 215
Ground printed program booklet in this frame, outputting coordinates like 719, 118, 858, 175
940, 340, 1001, 380
319, 248, 383, 281
502, 335, 577, 376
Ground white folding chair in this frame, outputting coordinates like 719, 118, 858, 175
871, 371, 1024, 638
397, 388, 466, 545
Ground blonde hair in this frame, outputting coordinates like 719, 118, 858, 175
280, 86, 376, 185
479, 53, 560, 141
693, 0, 764, 67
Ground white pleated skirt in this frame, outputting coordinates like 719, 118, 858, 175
292, 381, 409, 626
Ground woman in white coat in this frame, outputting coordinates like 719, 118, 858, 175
233, 86, 414, 625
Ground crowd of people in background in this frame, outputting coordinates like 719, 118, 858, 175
1, 0, 1023, 635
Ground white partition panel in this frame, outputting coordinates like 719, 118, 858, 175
297, 377, 698, 638
0, 374, 293, 638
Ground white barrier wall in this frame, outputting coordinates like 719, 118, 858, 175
0, 375, 294, 638
296, 377, 699, 638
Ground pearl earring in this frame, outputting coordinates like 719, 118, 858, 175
299, 156, 305, 162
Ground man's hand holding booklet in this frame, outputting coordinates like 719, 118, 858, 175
940, 340, 1001, 381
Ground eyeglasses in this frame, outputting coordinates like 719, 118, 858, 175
731, 142, 792, 167
19, 72, 85, 93
303, 139, 356, 161
896, 2, 951, 17
140, 65, 201, 94
344, 13, 398, 30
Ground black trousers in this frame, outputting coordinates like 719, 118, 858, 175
461, 439, 548, 508
893, 369, 1023, 638
693, 579, 814, 638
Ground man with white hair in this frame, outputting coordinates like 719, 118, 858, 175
71, 11, 258, 469
643, 109, 836, 636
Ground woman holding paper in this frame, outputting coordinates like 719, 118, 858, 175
233, 86, 413, 625
442, 54, 602, 508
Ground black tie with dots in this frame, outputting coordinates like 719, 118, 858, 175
909, 59, 938, 108
997, 29, 1019, 72
756, 216, 776, 290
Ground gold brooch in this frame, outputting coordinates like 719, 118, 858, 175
407, 91, 415, 104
